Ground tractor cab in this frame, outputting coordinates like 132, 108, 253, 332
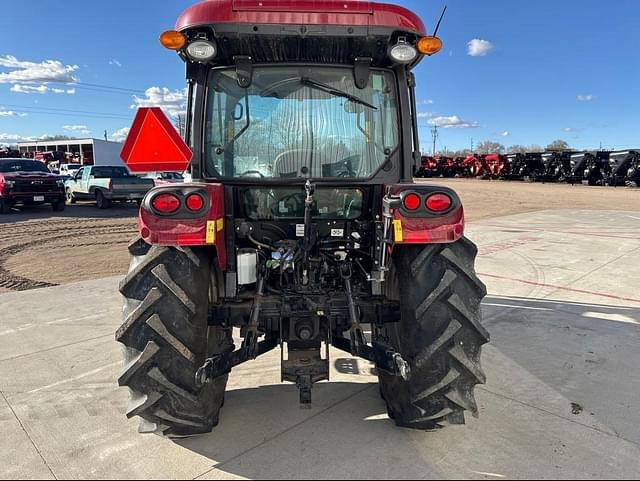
117, 0, 488, 438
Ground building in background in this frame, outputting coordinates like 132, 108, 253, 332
17, 138, 124, 168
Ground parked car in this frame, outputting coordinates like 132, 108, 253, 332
141, 171, 185, 186
59, 163, 83, 176
0, 158, 66, 214
65, 165, 154, 209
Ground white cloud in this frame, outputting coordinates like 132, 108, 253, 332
467, 39, 494, 57
63, 125, 91, 135
11, 84, 48, 94
110, 127, 130, 143
132, 87, 187, 118
0, 110, 28, 117
501, 131, 510, 137
417, 112, 435, 119
577, 94, 595, 102
428, 115, 480, 129
0, 133, 22, 142
418, 99, 434, 105
109, 59, 123, 68
10, 84, 75, 95
0, 55, 78, 84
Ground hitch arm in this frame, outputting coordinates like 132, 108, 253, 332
332, 338, 410, 380
196, 338, 279, 387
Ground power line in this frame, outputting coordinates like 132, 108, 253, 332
47, 81, 147, 95
0, 103, 130, 118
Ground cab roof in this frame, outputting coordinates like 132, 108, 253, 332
176, 0, 427, 36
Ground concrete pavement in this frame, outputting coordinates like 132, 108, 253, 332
1, 209, 639, 479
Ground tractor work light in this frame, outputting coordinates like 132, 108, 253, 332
389, 40, 418, 64
186, 40, 218, 62
417, 36, 443, 56
160, 30, 187, 50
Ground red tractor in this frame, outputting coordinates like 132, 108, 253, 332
415, 155, 438, 177
467, 154, 488, 178
484, 154, 507, 179
117, 0, 488, 437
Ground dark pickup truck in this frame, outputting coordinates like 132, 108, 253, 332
0, 158, 66, 214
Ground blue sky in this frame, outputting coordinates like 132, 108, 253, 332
1, 0, 638, 151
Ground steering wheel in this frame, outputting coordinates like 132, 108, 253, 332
240, 170, 265, 178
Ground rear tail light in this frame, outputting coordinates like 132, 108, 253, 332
426, 194, 452, 212
185, 193, 205, 211
403, 193, 421, 211
152, 193, 181, 214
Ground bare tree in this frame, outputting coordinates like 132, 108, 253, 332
507, 145, 528, 154
476, 140, 505, 154
40, 135, 73, 141
175, 114, 187, 138
546, 139, 571, 151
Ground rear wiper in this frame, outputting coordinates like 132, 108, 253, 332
300, 78, 378, 111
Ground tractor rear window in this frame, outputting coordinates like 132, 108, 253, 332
241, 187, 364, 220
205, 66, 399, 180
91, 167, 132, 179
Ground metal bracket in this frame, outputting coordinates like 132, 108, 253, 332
234, 56, 253, 88
354, 57, 373, 89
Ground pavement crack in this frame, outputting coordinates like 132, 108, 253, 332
478, 386, 640, 448
0, 334, 113, 364
542, 245, 640, 302
192, 383, 375, 480
1, 390, 58, 480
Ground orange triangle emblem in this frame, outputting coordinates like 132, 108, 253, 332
120, 107, 193, 172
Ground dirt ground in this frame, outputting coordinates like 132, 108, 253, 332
0, 180, 638, 292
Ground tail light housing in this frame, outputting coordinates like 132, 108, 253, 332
389, 184, 464, 244
138, 184, 227, 269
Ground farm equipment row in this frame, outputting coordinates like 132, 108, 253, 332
416, 150, 640, 186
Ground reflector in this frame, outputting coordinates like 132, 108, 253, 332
120, 108, 193, 173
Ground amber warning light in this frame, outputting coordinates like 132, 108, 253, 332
120, 107, 193, 173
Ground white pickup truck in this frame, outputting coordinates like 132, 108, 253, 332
65, 165, 154, 209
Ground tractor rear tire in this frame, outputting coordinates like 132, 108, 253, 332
378, 238, 489, 429
117, 238, 231, 437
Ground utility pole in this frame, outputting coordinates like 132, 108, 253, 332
471, 137, 474, 153
104, 130, 108, 142
431, 125, 438, 156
